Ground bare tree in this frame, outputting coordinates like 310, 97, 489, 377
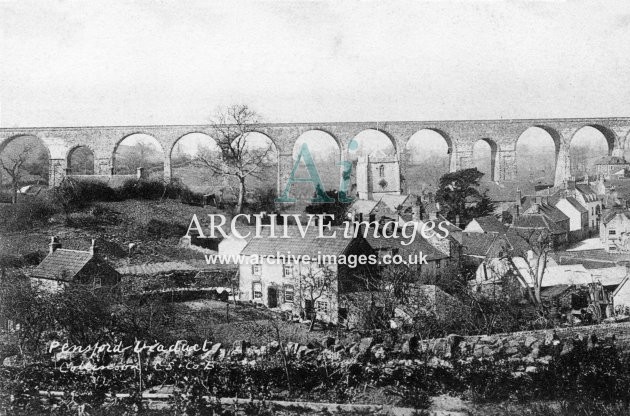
291, 263, 337, 332
197, 105, 274, 214
0, 144, 35, 203
504, 229, 551, 307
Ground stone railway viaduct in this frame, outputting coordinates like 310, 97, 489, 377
1, 117, 629, 191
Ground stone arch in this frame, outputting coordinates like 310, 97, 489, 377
347, 129, 397, 162
290, 130, 343, 194
112, 133, 165, 176
515, 126, 560, 185
572, 124, 616, 154
569, 125, 613, 176
240, 130, 280, 157
292, 130, 341, 160
66, 145, 95, 175
472, 138, 499, 181
170, 132, 220, 165
0, 134, 52, 186
403, 128, 453, 191
168, 132, 221, 189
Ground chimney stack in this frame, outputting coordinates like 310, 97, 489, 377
531, 203, 540, 214
89, 239, 96, 255
49, 236, 61, 254
412, 205, 421, 221
455, 214, 461, 228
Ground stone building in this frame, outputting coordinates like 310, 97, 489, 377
595, 155, 630, 179
237, 226, 372, 325
30, 237, 121, 293
356, 150, 401, 200
600, 208, 630, 253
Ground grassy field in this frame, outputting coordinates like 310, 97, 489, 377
0, 199, 221, 267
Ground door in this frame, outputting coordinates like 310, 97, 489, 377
267, 287, 278, 308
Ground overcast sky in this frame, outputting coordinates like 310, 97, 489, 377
2, 1, 630, 128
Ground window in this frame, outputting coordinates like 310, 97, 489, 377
315, 301, 328, 313
610, 245, 617, 251
284, 285, 294, 303
379, 165, 385, 177
252, 264, 262, 275
283, 264, 293, 277
609, 229, 616, 236
93, 277, 102, 289
436, 260, 441, 269
253, 282, 262, 299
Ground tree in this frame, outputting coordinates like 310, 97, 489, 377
304, 188, 350, 225
0, 144, 36, 204
505, 228, 552, 307
291, 262, 337, 332
435, 168, 495, 227
197, 105, 274, 214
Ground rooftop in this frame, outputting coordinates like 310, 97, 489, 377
240, 226, 356, 257
596, 155, 629, 165
32, 249, 93, 281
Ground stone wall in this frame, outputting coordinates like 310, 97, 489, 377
38, 321, 629, 376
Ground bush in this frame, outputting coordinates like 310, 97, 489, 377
146, 219, 188, 238
117, 178, 166, 200
117, 178, 205, 204
0, 197, 58, 231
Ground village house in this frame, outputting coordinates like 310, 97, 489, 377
595, 155, 630, 179
600, 208, 630, 252
572, 183, 602, 230
30, 237, 121, 293
362, 223, 457, 284
510, 213, 568, 249
237, 226, 372, 325
552, 196, 589, 242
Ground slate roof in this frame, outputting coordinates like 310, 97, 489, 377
31, 249, 93, 281
602, 209, 630, 225
575, 184, 598, 202
240, 226, 355, 257
510, 214, 566, 235
469, 215, 507, 233
462, 232, 498, 257
537, 204, 569, 223
566, 197, 588, 213
436, 214, 462, 233
596, 155, 629, 165
364, 228, 448, 261
116, 261, 197, 276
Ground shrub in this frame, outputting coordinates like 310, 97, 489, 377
146, 218, 188, 238
117, 178, 166, 200
0, 197, 58, 231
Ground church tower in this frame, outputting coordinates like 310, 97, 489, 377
356, 150, 401, 200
